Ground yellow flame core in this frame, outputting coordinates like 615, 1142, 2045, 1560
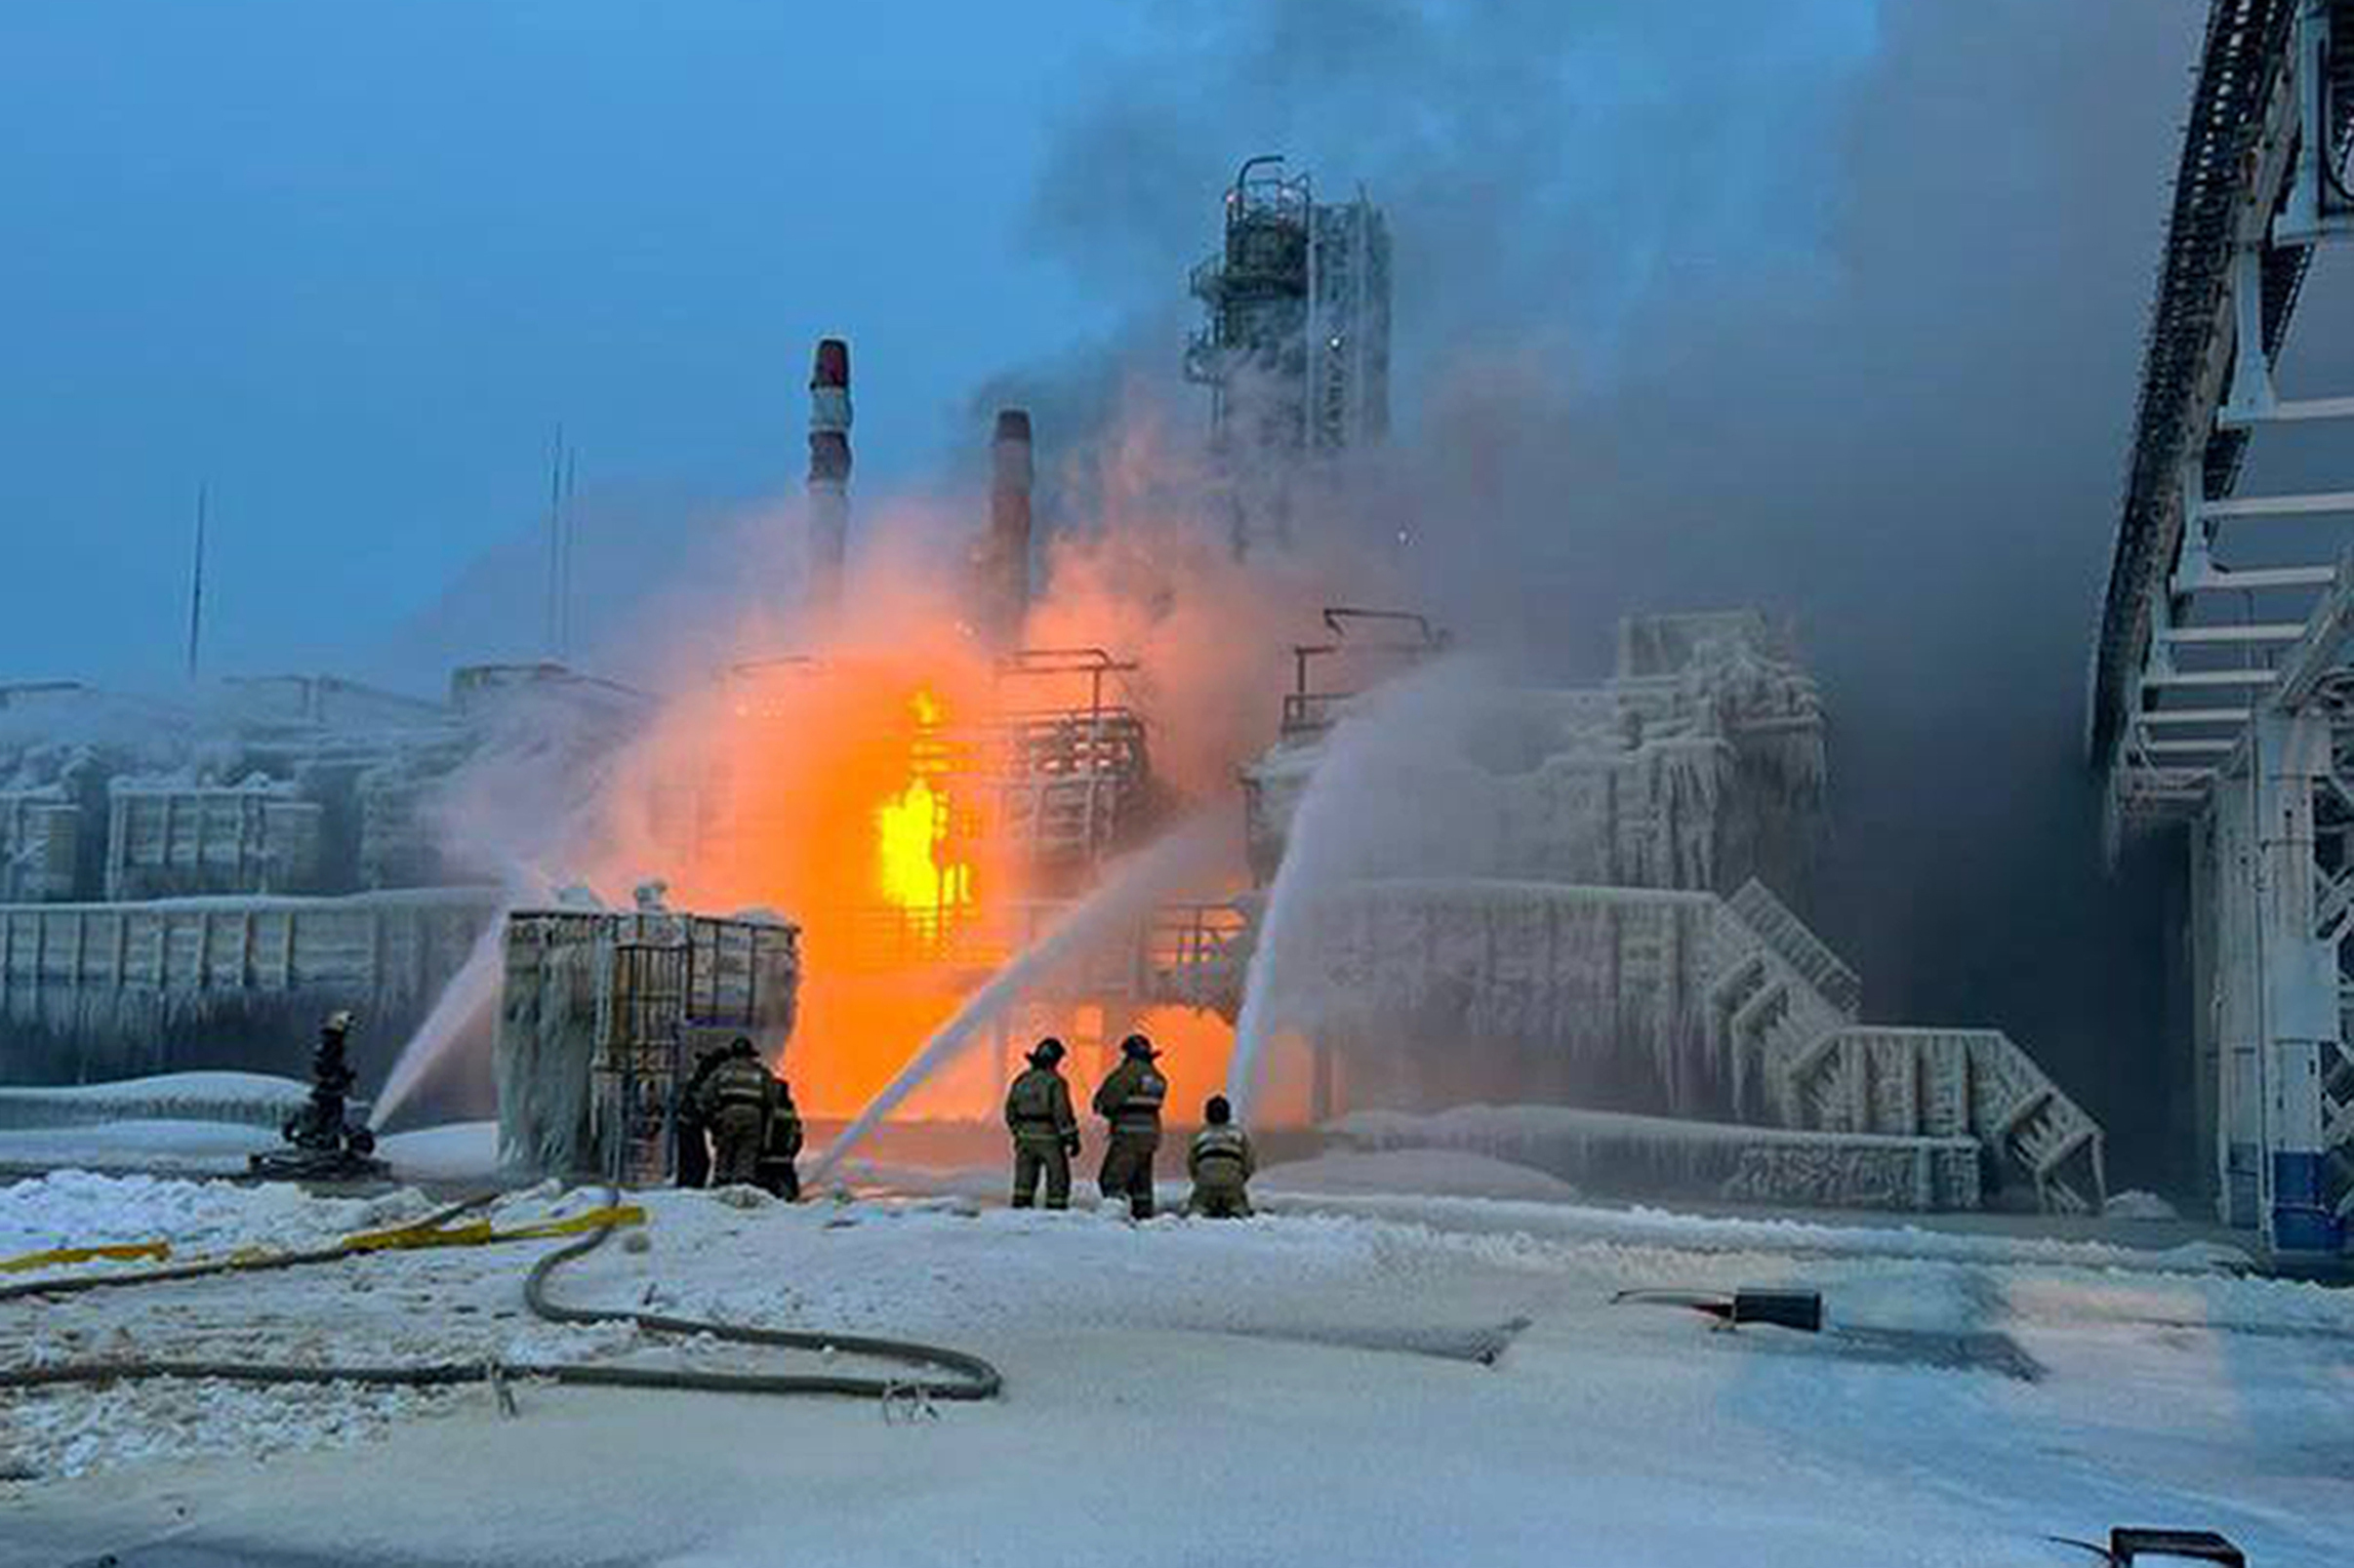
874, 688, 973, 932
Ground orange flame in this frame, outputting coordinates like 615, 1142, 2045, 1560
873, 687, 974, 937
561, 421, 1401, 1130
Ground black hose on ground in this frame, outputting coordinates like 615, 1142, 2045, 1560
519, 1185, 1000, 1400
0, 1186, 1001, 1404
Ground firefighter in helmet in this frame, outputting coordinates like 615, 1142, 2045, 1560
1091, 1033, 1168, 1218
1004, 1036, 1080, 1209
1185, 1094, 1256, 1218
696, 1037, 776, 1188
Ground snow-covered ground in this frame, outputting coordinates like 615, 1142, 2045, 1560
0, 1119, 267, 1175
0, 1114, 502, 1183
1262, 1146, 1585, 1201
0, 1071, 311, 1132
2, 1163, 2347, 1566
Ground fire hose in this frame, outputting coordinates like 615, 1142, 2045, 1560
0, 1186, 1001, 1405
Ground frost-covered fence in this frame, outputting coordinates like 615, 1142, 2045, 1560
1268, 874, 2105, 1213
1326, 1104, 1982, 1212
1268, 876, 1866, 1123
0, 888, 500, 1085
103, 784, 326, 900
0, 790, 79, 903
1278, 880, 1726, 1115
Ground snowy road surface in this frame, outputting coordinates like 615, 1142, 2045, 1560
1, 1172, 2348, 1567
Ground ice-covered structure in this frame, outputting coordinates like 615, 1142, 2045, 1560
1242, 612, 2106, 1212
0, 667, 651, 1092
1245, 610, 1826, 900
494, 906, 800, 1181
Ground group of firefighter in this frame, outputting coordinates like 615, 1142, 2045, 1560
673, 1031, 1257, 1219
674, 1037, 805, 1199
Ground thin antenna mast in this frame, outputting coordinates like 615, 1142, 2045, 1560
559, 442, 577, 660
545, 423, 565, 661
185, 483, 208, 682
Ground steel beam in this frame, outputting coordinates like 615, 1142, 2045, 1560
2137, 707, 2254, 725
2220, 394, 2354, 426
2202, 491, 2354, 520
2142, 669, 2282, 688
2268, 553, 2354, 708
2175, 563, 2337, 591
2161, 623, 2310, 644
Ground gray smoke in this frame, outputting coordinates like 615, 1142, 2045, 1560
988, 0, 2267, 1182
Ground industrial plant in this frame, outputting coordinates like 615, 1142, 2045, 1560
7, 8, 2354, 1562
0, 156, 2111, 1226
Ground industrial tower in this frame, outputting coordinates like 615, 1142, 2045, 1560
1186, 155, 1392, 551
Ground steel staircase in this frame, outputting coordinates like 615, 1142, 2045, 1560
1711, 886, 2106, 1213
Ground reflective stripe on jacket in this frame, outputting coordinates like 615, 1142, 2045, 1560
703, 1058, 773, 1116
1092, 1061, 1166, 1133
1188, 1126, 1254, 1184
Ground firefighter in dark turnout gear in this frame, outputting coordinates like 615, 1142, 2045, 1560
673, 1044, 728, 1188
697, 1037, 775, 1188
755, 1072, 804, 1201
284, 1009, 371, 1155
1185, 1095, 1256, 1218
1004, 1037, 1079, 1209
1092, 1033, 1168, 1218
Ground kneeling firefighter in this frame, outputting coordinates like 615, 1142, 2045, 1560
1004, 1036, 1079, 1209
697, 1037, 776, 1187
1185, 1095, 1256, 1218
1092, 1033, 1168, 1218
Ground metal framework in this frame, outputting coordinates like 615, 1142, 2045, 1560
1186, 155, 1392, 551
1278, 607, 1451, 744
2090, 1, 2354, 1264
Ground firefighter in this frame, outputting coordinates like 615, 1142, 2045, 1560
1185, 1095, 1256, 1218
1091, 1033, 1168, 1218
696, 1037, 775, 1188
673, 1044, 728, 1188
286, 1009, 363, 1152
1004, 1037, 1080, 1209
756, 1067, 804, 1201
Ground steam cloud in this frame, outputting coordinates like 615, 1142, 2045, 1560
373, 1, 2334, 1183
990, 0, 2250, 1180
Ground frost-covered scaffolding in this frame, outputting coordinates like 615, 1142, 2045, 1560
1246, 610, 1826, 902
495, 906, 800, 1182
0, 666, 652, 1090
1242, 610, 2104, 1212
1280, 877, 2102, 1210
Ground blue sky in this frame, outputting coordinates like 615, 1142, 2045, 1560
0, 1, 1149, 683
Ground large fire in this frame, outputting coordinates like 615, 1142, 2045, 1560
567, 467, 1389, 1131
873, 688, 973, 937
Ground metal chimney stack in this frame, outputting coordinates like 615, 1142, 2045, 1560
805, 338, 853, 617
976, 407, 1034, 647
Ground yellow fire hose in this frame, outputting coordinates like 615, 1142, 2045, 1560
0, 1240, 171, 1274
0, 1186, 1000, 1403
0, 1201, 644, 1279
